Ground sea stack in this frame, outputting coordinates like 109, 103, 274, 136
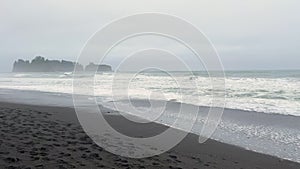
12, 56, 84, 72
85, 62, 112, 72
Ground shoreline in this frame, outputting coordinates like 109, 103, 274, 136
0, 101, 299, 169
0, 88, 300, 162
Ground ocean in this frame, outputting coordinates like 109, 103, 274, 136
1, 70, 299, 116
0, 70, 299, 162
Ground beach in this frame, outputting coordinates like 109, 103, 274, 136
2, 1, 300, 168
1, 101, 299, 169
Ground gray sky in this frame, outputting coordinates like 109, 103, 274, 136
1, 0, 300, 72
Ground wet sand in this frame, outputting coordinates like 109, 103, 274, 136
0, 102, 299, 169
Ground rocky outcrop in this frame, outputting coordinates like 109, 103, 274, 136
85, 63, 112, 72
12, 56, 113, 72
12, 56, 84, 72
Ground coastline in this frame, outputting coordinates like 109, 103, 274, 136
0, 88, 300, 162
0, 101, 299, 169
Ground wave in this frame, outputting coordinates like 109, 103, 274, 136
14, 73, 32, 78
0, 87, 299, 162
101, 98, 300, 163
1, 71, 300, 117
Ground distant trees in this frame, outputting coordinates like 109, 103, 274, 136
12, 56, 112, 72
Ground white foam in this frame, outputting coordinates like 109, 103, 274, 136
0, 72, 299, 116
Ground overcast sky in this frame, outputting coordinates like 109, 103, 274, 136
1, 0, 300, 72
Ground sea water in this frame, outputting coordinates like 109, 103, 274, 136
0, 70, 299, 162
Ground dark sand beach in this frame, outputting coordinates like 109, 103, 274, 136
0, 102, 299, 169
